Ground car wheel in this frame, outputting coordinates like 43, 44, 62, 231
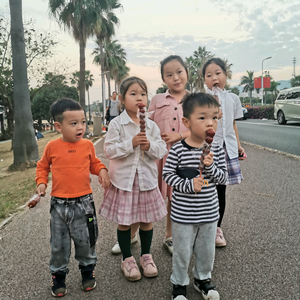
277, 111, 287, 125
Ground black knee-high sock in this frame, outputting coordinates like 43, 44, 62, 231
217, 185, 226, 227
139, 228, 153, 256
117, 228, 131, 260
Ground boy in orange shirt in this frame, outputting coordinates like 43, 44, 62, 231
36, 98, 110, 297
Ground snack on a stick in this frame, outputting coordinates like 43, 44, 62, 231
27, 194, 41, 209
137, 103, 146, 159
199, 129, 215, 175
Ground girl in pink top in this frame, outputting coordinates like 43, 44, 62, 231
148, 55, 190, 255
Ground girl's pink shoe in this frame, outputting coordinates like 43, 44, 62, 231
139, 254, 158, 277
215, 227, 226, 247
121, 256, 141, 281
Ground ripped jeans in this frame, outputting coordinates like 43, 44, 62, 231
49, 194, 98, 274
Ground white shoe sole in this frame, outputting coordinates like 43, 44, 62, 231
194, 284, 219, 300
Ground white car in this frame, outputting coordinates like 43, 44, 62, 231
274, 87, 300, 125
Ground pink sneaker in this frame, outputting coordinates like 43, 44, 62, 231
139, 254, 158, 278
121, 256, 141, 281
215, 227, 226, 247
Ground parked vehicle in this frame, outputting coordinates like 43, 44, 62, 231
242, 107, 248, 120
274, 87, 300, 125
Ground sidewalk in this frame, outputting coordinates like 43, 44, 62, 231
0, 138, 299, 299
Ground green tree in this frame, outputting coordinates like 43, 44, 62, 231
240, 71, 255, 106
32, 76, 78, 128
156, 84, 168, 94
230, 87, 240, 96
92, 39, 126, 96
185, 56, 197, 92
290, 75, 300, 87
116, 63, 130, 92
9, 0, 39, 167
265, 80, 280, 104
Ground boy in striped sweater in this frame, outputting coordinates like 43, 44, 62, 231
162, 93, 228, 300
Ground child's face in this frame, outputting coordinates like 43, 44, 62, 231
55, 110, 86, 143
122, 83, 148, 117
183, 105, 219, 141
204, 63, 227, 90
162, 60, 188, 93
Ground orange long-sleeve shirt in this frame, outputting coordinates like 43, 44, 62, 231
36, 138, 107, 198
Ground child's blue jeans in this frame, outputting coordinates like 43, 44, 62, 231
49, 194, 98, 274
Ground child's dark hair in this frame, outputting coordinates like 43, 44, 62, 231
119, 76, 148, 100
160, 55, 188, 80
50, 98, 83, 123
182, 92, 220, 119
202, 57, 227, 78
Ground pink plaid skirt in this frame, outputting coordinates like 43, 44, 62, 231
99, 173, 167, 226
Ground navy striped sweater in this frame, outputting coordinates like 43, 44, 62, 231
162, 140, 228, 224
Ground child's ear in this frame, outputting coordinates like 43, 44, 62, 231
54, 122, 62, 133
182, 117, 190, 129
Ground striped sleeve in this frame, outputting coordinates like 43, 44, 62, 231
162, 146, 195, 194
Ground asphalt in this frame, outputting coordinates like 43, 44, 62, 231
0, 137, 299, 300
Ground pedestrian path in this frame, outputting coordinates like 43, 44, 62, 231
0, 139, 299, 299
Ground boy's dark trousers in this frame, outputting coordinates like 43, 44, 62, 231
49, 194, 98, 274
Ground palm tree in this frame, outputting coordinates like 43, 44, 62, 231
265, 80, 280, 104
49, 0, 100, 134
116, 63, 130, 92
85, 71, 94, 123
193, 46, 213, 92
290, 75, 300, 87
230, 87, 240, 96
185, 56, 197, 92
240, 71, 255, 106
92, 39, 126, 96
9, 0, 39, 167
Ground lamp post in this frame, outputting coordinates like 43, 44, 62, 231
261, 57, 272, 105
100, 71, 109, 125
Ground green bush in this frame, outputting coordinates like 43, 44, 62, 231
247, 105, 275, 119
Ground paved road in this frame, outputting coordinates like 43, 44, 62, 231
0, 137, 299, 300
236, 119, 300, 156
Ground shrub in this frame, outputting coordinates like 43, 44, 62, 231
247, 105, 274, 120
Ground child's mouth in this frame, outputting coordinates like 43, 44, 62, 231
76, 133, 82, 138
213, 83, 219, 87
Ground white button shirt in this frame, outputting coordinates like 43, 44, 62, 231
104, 110, 168, 192
209, 89, 243, 159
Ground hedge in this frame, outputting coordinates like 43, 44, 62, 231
247, 105, 275, 120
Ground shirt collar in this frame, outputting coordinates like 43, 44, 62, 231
120, 109, 151, 129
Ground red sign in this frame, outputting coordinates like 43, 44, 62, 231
263, 76, 271, 88
254, 77, 271, 89
254, 77, 261, 89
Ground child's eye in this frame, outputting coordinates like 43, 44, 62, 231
130, 93, 136, 95
206, 75, 211, 78
82, 120, 86, 124
71, 122, 76, 125
142, 93, 146, 96
178, 71, 182, 74
167, 74, 172, 77
216, 72, 221, 75
213, 116, 218, 120
199, 117, 205, 120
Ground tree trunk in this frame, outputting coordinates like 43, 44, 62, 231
79, 39, 89, 134
249, 90, 252, 106
9, 0, 39, 166
97, 38, 106, 120
106, 72, 111, 97
87, 89, 91, 123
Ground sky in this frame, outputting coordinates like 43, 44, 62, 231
1, 0, 300, 103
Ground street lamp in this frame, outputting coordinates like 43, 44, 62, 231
100, 71, 109, 125
261, 57, 272, 105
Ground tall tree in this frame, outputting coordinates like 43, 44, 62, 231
115, 63, 130, 92
9, 0, 39, 167
240, 71, 255, 106
265, 80, 280, 104
185, 56, 197, 92
92, 39, 126, 96
49, 0, 99, 133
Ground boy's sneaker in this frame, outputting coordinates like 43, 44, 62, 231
215, 227, 226, 247
111, 233, 138, 255
163, 237, 173, 256
80, 265, 96, 292
51, 271, 67, 297
194, 278, 219, 300
172, 284, 188, 299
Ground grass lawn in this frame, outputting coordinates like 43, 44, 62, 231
0, 126, 100, 223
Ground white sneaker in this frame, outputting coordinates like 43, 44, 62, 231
111, 233, 138, 255
163, 237, 173, 256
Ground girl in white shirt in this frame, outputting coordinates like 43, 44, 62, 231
99, 77, 168, 282
203, 58, 245, 247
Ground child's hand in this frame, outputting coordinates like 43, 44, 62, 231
193, 176, 203, 193
36, 184, 46, 196
132, 132, 148, 148
140, 139, 150, 151
161, 132, 181, 144
203, 152, 214, 167
238, 146, 245, 156
98, 168, 110, 189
